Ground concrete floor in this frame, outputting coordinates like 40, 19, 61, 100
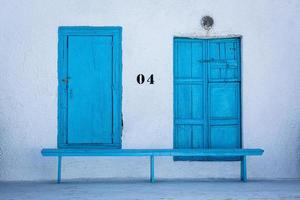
0, 179, 300, 200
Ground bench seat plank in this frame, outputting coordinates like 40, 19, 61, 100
42, 148, 263, 157
41, 148, 264, 183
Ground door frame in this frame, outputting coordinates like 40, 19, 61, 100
173, 36, 243, 159
57, 26, 122, 149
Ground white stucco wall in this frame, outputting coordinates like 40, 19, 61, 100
0, 0, 299, 181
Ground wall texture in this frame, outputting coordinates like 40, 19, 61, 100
0, 0, 299, 181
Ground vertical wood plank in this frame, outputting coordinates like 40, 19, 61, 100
176, 42, 192, 78
177, 85, 192, 119
176, 125, 192, 148
192, 125, 204, 148
112, 29, 122, 145
192, 84, 204, 119
191, 42, 204, 78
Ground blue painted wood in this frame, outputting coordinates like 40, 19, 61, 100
57, 156, 62, 183
209, 82, 241, 148
57, 27, 122, 148
174, 37, 241, 161
241, 156, 247, 182
58, 26, 122, 36
174, 38, 206, 161
208, 38, 241, 161
150, 156, 154, 183
57, 32, 68, 148
42, 148, 262, 183
68, 36, 113, 144
41, 148, 264, 183
41, 148, 264, 157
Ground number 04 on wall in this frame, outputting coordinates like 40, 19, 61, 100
136, 74, 154, 84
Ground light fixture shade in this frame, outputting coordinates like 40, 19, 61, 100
201, 16, 214, 30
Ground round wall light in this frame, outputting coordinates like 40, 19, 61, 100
201, 16, 214, 31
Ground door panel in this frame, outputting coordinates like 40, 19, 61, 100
176, 84, 204, 120
208, 82, 241, 159
174, 124, 205, 161
176, 42, 192, 78
208, 40, 240, 81
176, 125, 192, 148
175, 41, 204, 79
192, 85, 204, 119
68, 36, 113, 144
210, 125, 240, 148
209, 83, 240, 119
192, 125, 205, 148
208, 40, 238, 61
175, 125, 205, 148
176, 84, 192, 119
191, 42, 204, 78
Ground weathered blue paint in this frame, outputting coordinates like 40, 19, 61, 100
150, 156, 154, 183
41, 148, 263, 182
42, 148, 263, 157
241, 156, 247, 182
57, 156, 62, 183
173, 37, 241, 161
57, 27, 122, 149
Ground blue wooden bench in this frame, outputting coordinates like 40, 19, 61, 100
41, 148, 263, 183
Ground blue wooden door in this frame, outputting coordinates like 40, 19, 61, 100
208, 39, 241, 153
174, 37, 241, 160
58, 27, 122, 148
174, 38, 207, 160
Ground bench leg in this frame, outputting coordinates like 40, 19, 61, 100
150, 156, 155, 183
57, 156, 62, 184
241, 156, 247, 182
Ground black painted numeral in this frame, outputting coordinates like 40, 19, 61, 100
137, 74, 154, 85
136, 74, 145, 84
147, 74, 154, 84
